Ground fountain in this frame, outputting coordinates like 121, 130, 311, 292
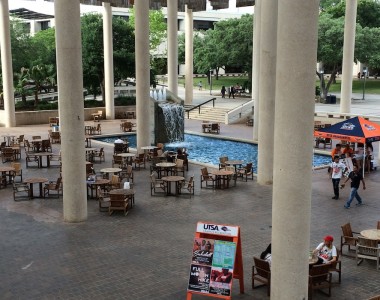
149, 88, 185, 144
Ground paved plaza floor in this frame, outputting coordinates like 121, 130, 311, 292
1, 100, 380, 299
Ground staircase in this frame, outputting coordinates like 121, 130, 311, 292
185, 105, 229, 123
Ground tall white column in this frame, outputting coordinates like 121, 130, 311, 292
167, 0, 178, 96
340, 0, 357, 113
135, 0, 151, 151
185, 6, 193, 105
257, 0, 277, 185
103, 2, 115, 119
54, 0, 87, 222
252, 0, 261, 142
271, 0, 319, 298
0, 0, 16, 127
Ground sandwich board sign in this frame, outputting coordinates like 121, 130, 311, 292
186, 222, 244, 300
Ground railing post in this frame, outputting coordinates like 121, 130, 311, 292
198, 106, 201, 114
213, 98, 215, 107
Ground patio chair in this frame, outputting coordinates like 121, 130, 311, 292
109, 193, 129, 216
150, 172, 166, 196
219, 156, 228, 170
225, 166, 237, 187
177, 153, 189, 171
41, 139, 52, 152
114, 143, 124, 155
112, 155, 124, 168
237, 162, 254, 181
356, 237, 380, 270
13, 179, 31, 201
308, 264, 332, 299
24, 140, 33, 152
49, 117, 58, 127
108, 175, 121, 190
328, 248, 342, 283
210, 123, 220, 134
179, 175, 194, 197
50, 131, 61, 144
93, 147, 105, 163
16, 135, 25, 147
10, 162, 23, 183
25, 149, 39, 168
1, 147, 15, 163
97, 186, 110, 212
252, 257, 271, 296
124, 165, 134, 183
133, 153, 146, 170
200, 167, 215, 188
174, 158, 185, 177
340, 223, 359, 256
43, 177, 63, 198
94, 110, 103, 122
50, 151, 62, 167
93, 123, 102, 135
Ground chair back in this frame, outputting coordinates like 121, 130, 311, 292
54, 178, 62, 190
309, 264, 330, 284
187, 176, 194, 189
110, 175, 120, 185
253, 257, 270, 279
245, 162, 253, 172
211, 123, 219, 130
150, 172, 158, 184
225, 166, 235, 173
201, 167, 209, 177
96, 124, 101, 131
219, 156, 228, 164
11, 162, 22, 174
341, 223, 353, 238
32, 136, 41, 140
114, 143, 124, 153
176, 158, 184, 168
113, 155, 123, 164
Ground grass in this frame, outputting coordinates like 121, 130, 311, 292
178, 75, 380, 94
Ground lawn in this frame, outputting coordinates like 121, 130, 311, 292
178, 75, 380, 94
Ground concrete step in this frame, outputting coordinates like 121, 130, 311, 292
186, 106, 229, 123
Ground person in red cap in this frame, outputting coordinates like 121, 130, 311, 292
313, 235, 337, 264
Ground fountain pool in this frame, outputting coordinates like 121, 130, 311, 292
94, 134, 331, 171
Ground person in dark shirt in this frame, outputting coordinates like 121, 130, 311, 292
341, 165, 366, 209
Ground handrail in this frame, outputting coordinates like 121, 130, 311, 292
185, 97, 217, 118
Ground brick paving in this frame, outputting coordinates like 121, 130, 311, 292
0, 119, 380, 300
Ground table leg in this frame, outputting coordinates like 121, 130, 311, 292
29, 183, 34, 198
39, 183, 43, 198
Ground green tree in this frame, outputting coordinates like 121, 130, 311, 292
81, 13, 135, 101
29, 64, 48, 105
128, 8, 166, 54
9, 18, 33, 72
14, 67, 32, 103
30, 28, 56, 68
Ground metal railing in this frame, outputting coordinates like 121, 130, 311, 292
226, 100, 254, 124
185, 97, 217, 119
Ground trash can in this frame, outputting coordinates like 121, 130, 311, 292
330, 95, 336, 104
325, 95, 331, 104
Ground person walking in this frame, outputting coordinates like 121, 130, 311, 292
198, 81, 202, 91
221, 86, 226, 98
341, 165, 366, 209
329, 156, 346, 200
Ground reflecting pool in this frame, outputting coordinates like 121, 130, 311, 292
95, 134, 331, 171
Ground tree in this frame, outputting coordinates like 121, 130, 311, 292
81, 13, 135, 101
30, 28, 56, 68
128, 8, 166, 54
14, 67, 32, 103
29, 64, 48, 105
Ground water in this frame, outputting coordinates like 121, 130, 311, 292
159, 102, 184, 142
94, 134, 331, 171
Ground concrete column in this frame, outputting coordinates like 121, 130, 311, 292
103, 2, 115, 119
271, 0, 319, 298
340, 0, 357, 113
167, 0, 178, 96
252, 0, 261, 142
0, 0, 16, 127
135, 0, 151, 151
54, 0, 87, 222
185, 6, 193, 105
257, 0, 277, 185
377, 146, 380, 165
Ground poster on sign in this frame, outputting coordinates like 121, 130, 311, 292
192, 238, 214, 265
209, 267, 233, 296
188, 264, 211, 293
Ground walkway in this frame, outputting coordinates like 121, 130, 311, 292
1, 117, 380, 299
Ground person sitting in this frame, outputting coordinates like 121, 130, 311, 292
331, 144, 342, 160
342, 144, 354, 158
313, 235, 337, 265
365, 142, 374, 172
354, 143, 365, 169
260, 243, 272, 267
114, 137, 124, 144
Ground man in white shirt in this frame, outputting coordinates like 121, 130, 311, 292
329, 156, 346, 200
314, 235, 337, 264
